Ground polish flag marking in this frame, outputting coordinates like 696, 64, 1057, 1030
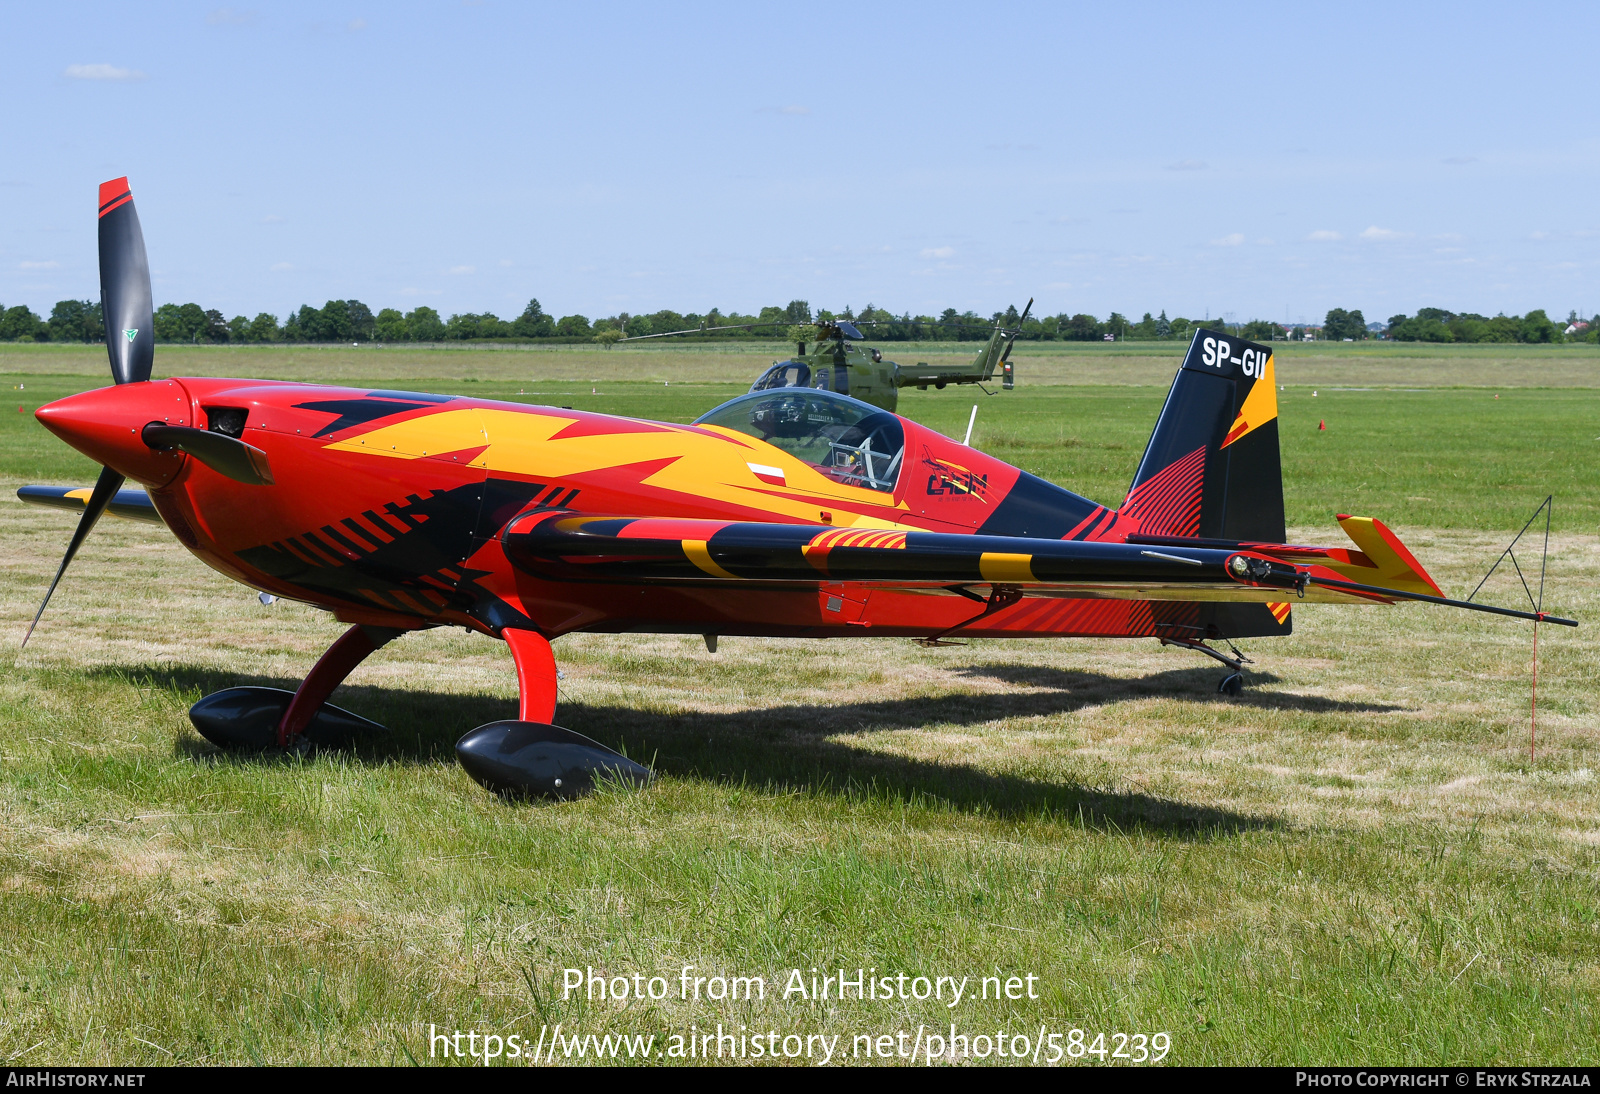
747, 462, 786, 486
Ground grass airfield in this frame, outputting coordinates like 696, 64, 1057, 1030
0, 342, 1596, 1065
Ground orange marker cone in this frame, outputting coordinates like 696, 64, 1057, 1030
1318, 419, 1325, 431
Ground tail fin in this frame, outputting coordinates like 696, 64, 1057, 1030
899, 301, 1030, 390
1122, 327, 1284, 544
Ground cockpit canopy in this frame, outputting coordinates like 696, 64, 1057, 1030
693, 390, 905, 493
750, 361, 811, 392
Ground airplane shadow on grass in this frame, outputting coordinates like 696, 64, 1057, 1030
95, 661, 1403, 838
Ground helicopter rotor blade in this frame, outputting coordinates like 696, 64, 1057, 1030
621, 320, 787, 342
620, 310, 1042, 343
999, 298, 1034, 363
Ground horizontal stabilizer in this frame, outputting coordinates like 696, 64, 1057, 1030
16, 484, 162, 524
1328, 515, 1444, 597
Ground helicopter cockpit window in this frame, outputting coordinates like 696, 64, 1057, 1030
693, 390, 905, 493
810, 363, 851, 395
749, 362, 811, 392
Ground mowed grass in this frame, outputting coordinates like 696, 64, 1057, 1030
0, 346, 1596, 1065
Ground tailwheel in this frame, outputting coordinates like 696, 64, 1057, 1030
1159, 636, 1252, 699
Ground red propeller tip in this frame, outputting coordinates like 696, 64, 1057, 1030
98, 177, 132, 217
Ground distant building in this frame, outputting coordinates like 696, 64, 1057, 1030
1564, 321, 1589, 335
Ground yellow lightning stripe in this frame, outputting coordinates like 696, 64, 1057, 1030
979, 552, 1036, 582
1220, 353, 1278, 449
64, 488, 93, 503
682, 540, 739, 579
329, 407, 915, 528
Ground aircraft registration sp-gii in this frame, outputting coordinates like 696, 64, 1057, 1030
18, 179, 1578, 799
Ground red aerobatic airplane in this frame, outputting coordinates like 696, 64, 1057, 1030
17, 180, 1577, 798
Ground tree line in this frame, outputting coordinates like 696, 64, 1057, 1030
2, 297, 1594, 345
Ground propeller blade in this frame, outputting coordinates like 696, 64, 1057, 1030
141, 423, 275, 485
22, 465, 126, 647
97, 177, 154, 386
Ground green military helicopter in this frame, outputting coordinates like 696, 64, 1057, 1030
622, 300, 1030, 414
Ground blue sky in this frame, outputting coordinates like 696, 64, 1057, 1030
3, 1, 1597, 325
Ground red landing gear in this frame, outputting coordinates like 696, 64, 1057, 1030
504, 628, 557, 723
454, 628, 651, 800
187, 624, 405, 751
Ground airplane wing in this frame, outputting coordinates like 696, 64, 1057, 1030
502, 513, 1389, 606
16, 484, 163, 524
503, 512, 1574, 626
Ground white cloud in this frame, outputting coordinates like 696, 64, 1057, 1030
398, 287, 439, 296
1442, 156, 1476, 165
64, 63, 146, 81
1360, 225, 1402, 240
1210, 233, 1245, 247
269, 262, 292, 271
206, 8, 257, 25
347, 18, 366, 30
1307, 230, 1341, 241
1166, 160, 1207, 171
919, 246, 954, 259
498, 258, 514, 267
757, 105, 810, 115
447, 265, 475, 275
18, 260, 59, 269
259, 214, 284, 224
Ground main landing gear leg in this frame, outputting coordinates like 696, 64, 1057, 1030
1159, 637, 1253, 697
454, 629, 652, 800
505, 628, 558, 723
187, 624, 403, 751
277, 625, 406, 748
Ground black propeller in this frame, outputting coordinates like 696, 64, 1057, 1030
98, 178, 155, 386
22, 178, 153, 647
21, 466, 126, 647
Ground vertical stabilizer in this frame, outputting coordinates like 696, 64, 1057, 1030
1122, 327, 1284, 544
